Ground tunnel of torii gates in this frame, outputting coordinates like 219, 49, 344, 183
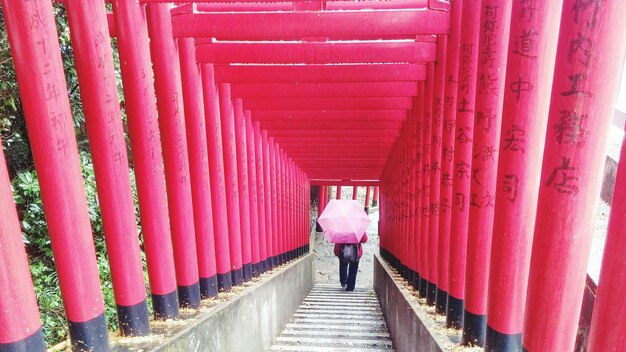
1, 0, 626, 351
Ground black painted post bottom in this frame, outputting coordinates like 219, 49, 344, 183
68, 313, 109, 352
485, 326, 522, 352
462, 311, 487, 346
152, 290, 179, 319
0, 329, 46, 352
200, 275, 219, 299
427, 281, 437, 305
436, 288, 448, 315
242, 263, 253, 281
446, 295, 464, 329
217, 271, 233, 292
178, 282, 201, 309
117, 300, 150, 336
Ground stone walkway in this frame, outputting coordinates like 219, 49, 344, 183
269, 284, 394, 352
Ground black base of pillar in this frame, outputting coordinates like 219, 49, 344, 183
419, 277, 428, 298
231, 268, 244, 286
446, 295, 464, 329
436, 288, 448, 315
243, 263, 253, 282
364, 207, 369, 214
68, 313, 109, 352
372, 200, 378, 207
427, 280, 437, 306
0, 328, 46, 352
217, 271, 233, 292
152, 290, 179, 319
462, 310, 487, 346
316, 221, 323, 232
413, 272, 421, 290
260, 258, 269, 273
178, 282, 201, 309
200, 275, 218, 299
117, 300, 150, 336
485, 325, 522, 352
252, 262, 261, 277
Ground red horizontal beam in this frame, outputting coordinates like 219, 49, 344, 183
275, 137, 396, 143
232, 82, 418, 98
244, 97, 414, 110
252, 110, 407, 121
172, 10, 449, 40
309, 180, 380, 186
214, 64, 426, 83
260, 121, 402, 129
267, 129, 399, 137
187, 1, 430, 11
195, 41, 436, 64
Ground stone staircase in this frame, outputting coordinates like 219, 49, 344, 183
269, 284, 394, 351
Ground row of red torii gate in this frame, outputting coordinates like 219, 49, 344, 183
2, 0, 626, 352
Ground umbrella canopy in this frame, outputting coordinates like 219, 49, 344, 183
318, 199, 371, 243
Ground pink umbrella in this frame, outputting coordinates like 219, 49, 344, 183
318, 199, 371, 243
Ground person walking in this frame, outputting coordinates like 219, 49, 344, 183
334, 233, 368, 291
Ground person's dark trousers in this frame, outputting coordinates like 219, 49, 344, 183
339, 259, 360, 291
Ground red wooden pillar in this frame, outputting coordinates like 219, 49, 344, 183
352, 186, 358, 200
147, 4, 200, 308
253, 122, 269, 272
372, 186, 379, 207
364, 186, 371, 213
278, 149, 287, 263
447, 0, 481, 331
421, 63, 434, 302
269, 137, 280, 266
524, 1, 626, 350
437, 0, 463, 316
112, 0, 179, 319
179, 38, 218, 299
486, 0, 562, 349
336, 185, 342, 199
588, 125, 626, 351
462, 0, 512, 346
414, 84, 425, 292
2, 1, 108, 349
0, 145, 45, 350
65, 0, 149, 334
232, 99, 253, 281
264, 132, 276, 268
218, 83, 244, 285
201, 64, 232, 291
245, 111, 262, 276
428, 34, 447, 312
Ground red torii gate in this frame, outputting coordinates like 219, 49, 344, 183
1, 0, 626, 352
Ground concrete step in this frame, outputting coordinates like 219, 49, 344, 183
270, 284, 394, 352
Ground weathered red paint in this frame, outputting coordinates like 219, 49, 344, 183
447, 0, 480, 330
588, 124, 626, 351
487, 0, 562, 344
437, 0, 463, 315
65, 0, 148, 323
524, 1, 626, 350
245, 111, 261, 274
147, 4, 200, 306
233, 99, 253, 280
112, 0, 178, 313
218, 83, 244, 284
179, 38, 217, 297
428, 34, 447, 308
0, 144, 44, 347
2, 0, 108, 346
463, 0, 512, 346
253, 122, 269, 270
421, 64, 434, 300
201, 64, 232, 290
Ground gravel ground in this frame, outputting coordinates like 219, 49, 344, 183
312, 207, 379, 288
